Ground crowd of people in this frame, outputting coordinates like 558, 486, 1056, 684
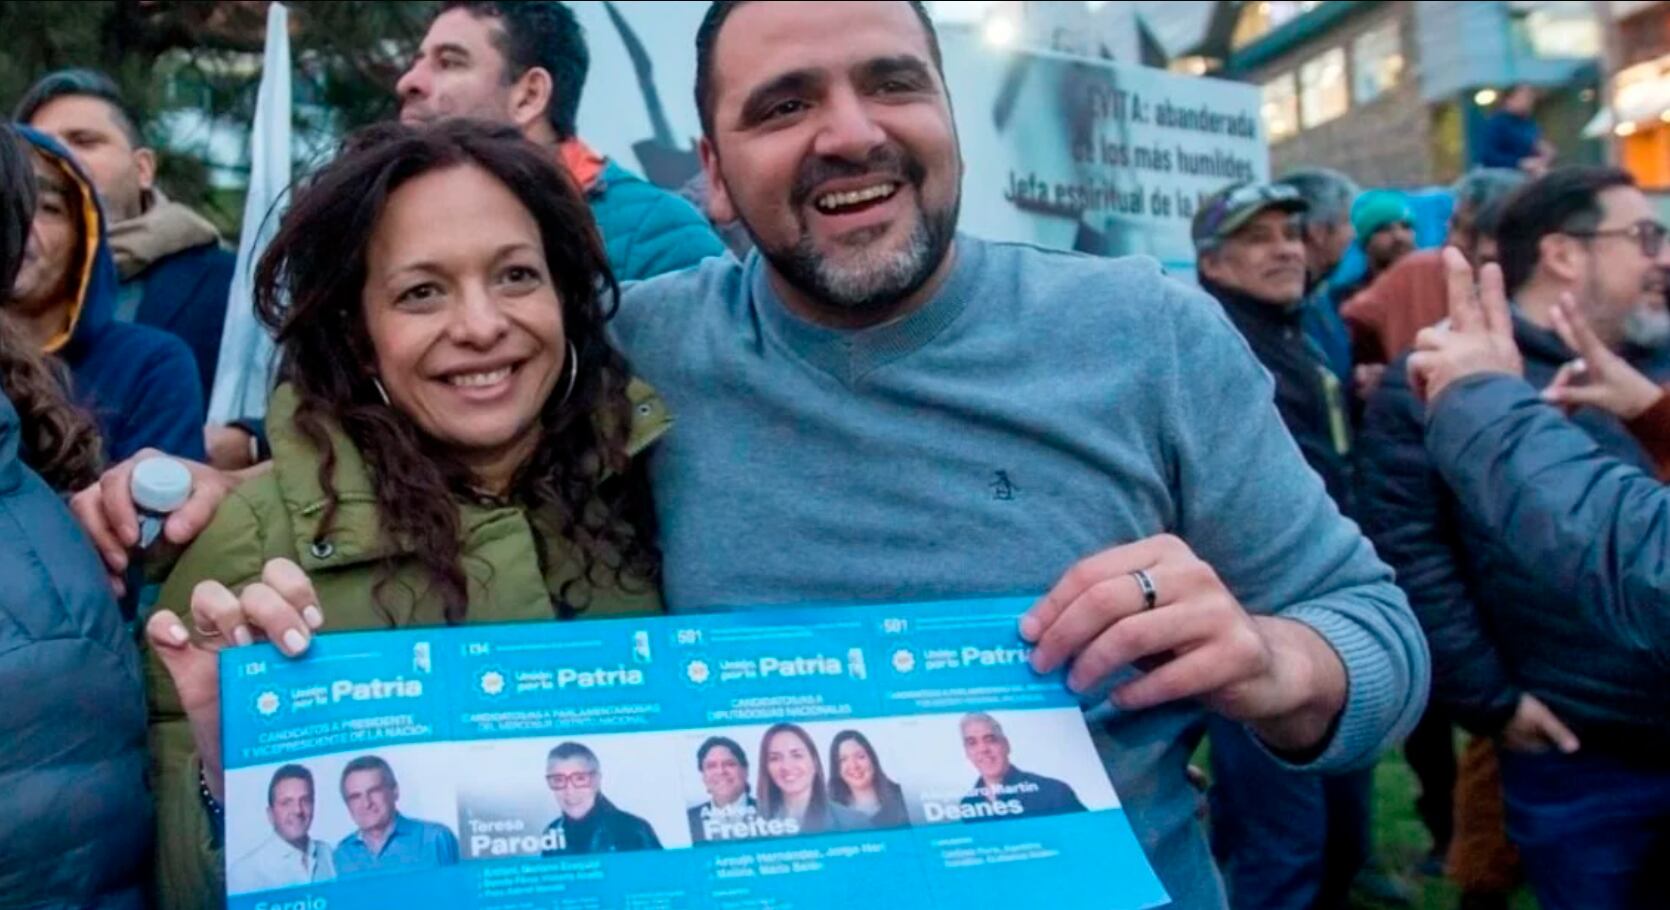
1189, 153, 1670, 910
0, 1, 1663, 909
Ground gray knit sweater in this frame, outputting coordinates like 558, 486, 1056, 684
612, 235, 1429, 909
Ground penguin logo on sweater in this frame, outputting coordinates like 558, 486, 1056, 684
990, 471, 1017, 501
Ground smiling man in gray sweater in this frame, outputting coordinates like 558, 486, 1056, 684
68, 3, 1428, 906
611, 3, 1429, 907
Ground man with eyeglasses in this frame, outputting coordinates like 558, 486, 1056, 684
1360, 166, 1670, 910
1189, 182, 1381, 910
542, 742, 662, 856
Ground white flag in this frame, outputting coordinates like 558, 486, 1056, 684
208, 1, 291, 423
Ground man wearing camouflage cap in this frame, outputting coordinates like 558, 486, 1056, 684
1192, 182, 1380, 910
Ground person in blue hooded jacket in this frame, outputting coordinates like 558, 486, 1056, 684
0, 121, 152, 909
1411, 289, 1669, 677
7, 126, 204, 463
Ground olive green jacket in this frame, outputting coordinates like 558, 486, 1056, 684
147, 383, 670, 909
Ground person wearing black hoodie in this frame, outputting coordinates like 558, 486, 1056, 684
1361, 168, 1670, 910
7, 126, 203, 462
1191, 181, 1377, 910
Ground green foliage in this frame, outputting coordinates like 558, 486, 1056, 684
1, 0, 438, 236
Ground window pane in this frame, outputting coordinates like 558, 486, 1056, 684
1523, 9, 1601, 60
1234, 0, 1328, 49
1299, 47, 1349, 128
1351, 22, 1404, 104
1263, 73, 1300, 142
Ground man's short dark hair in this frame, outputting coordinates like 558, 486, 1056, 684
694, 0, 943, 141
1495, 166, 1636, 296
696, 736, 747, 771
440, 1, 588, 140
268, 764, 315, 806
14, 68, 143, 147
341, 755, 397, 793
548, 741, 600, 770
1451, 168, 1525, 221
1472, 195, 1513, 244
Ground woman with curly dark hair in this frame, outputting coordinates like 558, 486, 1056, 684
142, 119, 669, 906
1, 121, 150, 909
0, 315, 104, 491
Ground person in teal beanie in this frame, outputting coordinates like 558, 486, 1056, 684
1338, 189, 1416, 304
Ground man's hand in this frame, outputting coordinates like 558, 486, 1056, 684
68, 449, 246, 595
1408, 246, 1522, 404
1020, 535, 1347, 754
1500, 693, 1580, 755
205, 424, 257, 471
1543, 294, 1666, 420
146, 558, 324, 800
1353, 363, 1388, 401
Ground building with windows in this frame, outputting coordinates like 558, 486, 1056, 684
1144, 1, 1606, 186
1593, 1, 1670, 190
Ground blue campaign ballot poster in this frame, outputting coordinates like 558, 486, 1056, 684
220, 598, 1170, 909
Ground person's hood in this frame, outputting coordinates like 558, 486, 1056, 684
13, 126, 119, 358
108, 186, 221, 280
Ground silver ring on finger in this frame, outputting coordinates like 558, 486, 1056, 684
1131, 568, 1159, 612
192, 621, 224, 639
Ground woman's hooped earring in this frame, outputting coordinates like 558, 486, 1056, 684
371, 376, 391, 406
553, 340, 579, 410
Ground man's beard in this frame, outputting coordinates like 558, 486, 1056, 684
1623, 304, 1670, 350
730, 145, 958, 318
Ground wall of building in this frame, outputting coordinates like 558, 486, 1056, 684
1247, 2, 1439, 187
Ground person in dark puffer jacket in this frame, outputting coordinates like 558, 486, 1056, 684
1361, 168, 1670, 910
0, 121, 152, 910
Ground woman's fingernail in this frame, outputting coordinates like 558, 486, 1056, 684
169, 623, 190, 646
1018, 614, 1040, 641
303, 605, 324, 630
232, 625, 254, 647
283, 629, 309, 655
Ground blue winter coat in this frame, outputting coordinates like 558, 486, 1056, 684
1359, 318, 1670, 756
590, 160, 727, 282
17, 127, 205, 462
1425, 374, 1669, 671
128, 241, 235, 400
0, 390, 152, 908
